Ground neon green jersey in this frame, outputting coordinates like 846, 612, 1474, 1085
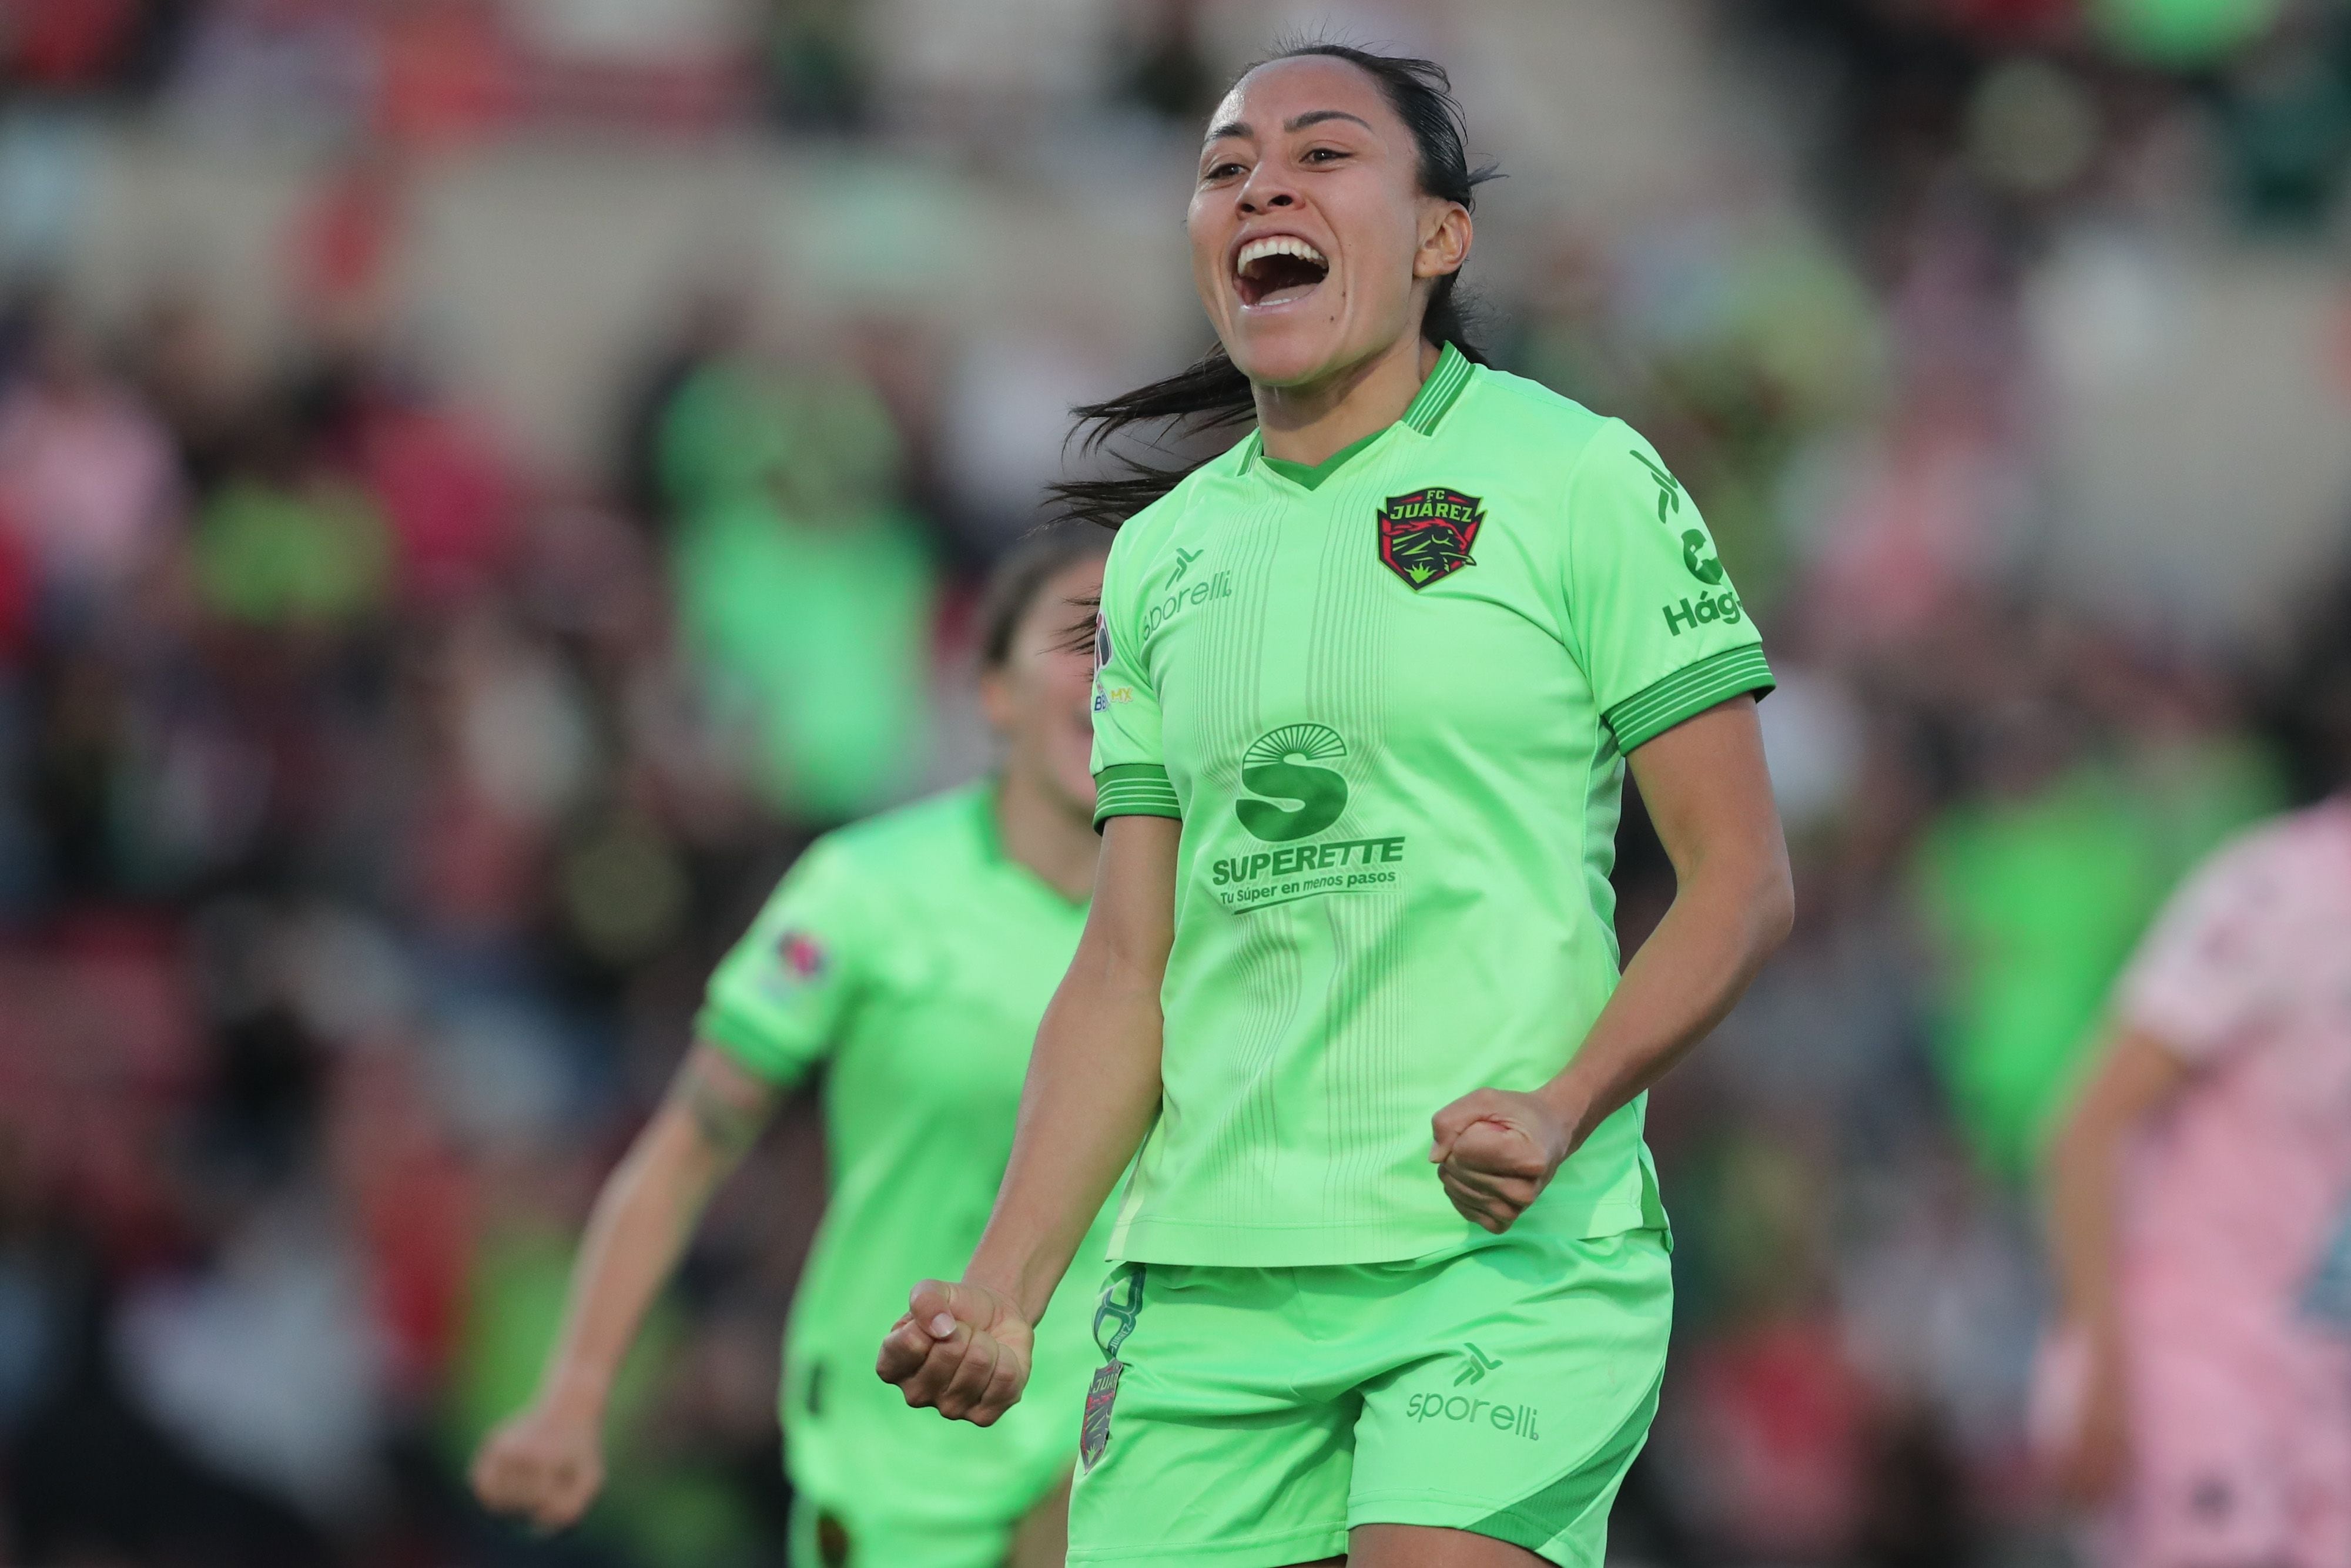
696, 783, 1111, 1526
1089, 346, 1773, 1266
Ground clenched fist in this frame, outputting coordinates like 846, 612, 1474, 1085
1429, 1087, 1578, 1233
470, 1398, 605, 1532
876, 1278, 1033, 1426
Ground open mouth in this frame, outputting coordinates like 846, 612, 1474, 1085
1234, 236, 1330, 309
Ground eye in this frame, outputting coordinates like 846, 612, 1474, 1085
1302, 147, 1349, 165
1203, 159, 1246, 182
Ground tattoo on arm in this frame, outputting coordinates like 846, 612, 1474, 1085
667, 1053, 774, 1162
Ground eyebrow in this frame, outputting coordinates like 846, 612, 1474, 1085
1203, 109, 1376, 143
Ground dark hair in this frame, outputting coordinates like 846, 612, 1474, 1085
977, 526, 1113, 669
1047, 43, 1496, 532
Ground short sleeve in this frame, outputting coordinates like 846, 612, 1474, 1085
1089, 535, 1178, 829
1564, 423, 1774, 753
693, 839, 866, 1086
2115, 832, 2285, 1063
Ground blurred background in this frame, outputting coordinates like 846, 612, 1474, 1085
0, 0, 2347, 1563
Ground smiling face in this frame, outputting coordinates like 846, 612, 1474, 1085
1188, 54, 1472, 391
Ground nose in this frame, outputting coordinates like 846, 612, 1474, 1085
1237, 164, 1297, 214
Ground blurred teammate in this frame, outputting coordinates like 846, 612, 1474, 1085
2041, 790, 2351, 1566
879, 45, 1791, 1568
471, 530, 1113, 1568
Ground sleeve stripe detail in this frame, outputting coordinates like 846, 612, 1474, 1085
1093, 763, 1182, 825
1094, 780, 1181, 813
1605, 645, 1775, 753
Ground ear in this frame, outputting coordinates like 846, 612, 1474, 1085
1413, 202, 1472, 282
977, 665, 1016, 734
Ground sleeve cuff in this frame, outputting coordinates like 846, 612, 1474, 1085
693, 1002, 815, 1088
1093, 762, 1183, 828
1605, 645, 1775, 753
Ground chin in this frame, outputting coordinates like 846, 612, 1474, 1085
1225, 322, 1351, 388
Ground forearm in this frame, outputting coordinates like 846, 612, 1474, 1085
534, 1110, 728, 1419
1537, 852, 1791, 1145
2047, 1115, 2124, 1342
2042, 1028, 2183, 1346
966, 945, 1165, 1326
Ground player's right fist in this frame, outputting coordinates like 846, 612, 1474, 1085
877, 1278, 1034, 1426
470, 1401, 607, 1532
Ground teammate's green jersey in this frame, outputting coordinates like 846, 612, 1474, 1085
1089, 346, 1772, 1266
696, 783, 1111, 1533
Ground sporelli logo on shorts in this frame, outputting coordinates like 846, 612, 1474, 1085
1404, 1389, 1542, 1442
1401, 1344, 1540, 1440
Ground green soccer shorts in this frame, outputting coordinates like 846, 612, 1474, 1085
782, 1334, 1083, 1568
1065, 1225, 1672, 1567
788, 1481, 1060, 1568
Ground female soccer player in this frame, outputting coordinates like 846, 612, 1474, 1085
879, 45, 1793, 1568
472, 530, 1114, 1568
2039, 790, 2351, 1566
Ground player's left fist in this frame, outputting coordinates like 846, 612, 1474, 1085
1429, 1088, 1577, 1234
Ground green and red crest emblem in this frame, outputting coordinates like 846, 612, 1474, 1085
1378, 486, 1483, 589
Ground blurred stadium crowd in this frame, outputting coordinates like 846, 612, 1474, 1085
1, 1, 2348, 1564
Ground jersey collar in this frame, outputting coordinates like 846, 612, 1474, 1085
1258, 429, 1381, 491
1239, 342, 1475, 482
1402, 340, 1475, 434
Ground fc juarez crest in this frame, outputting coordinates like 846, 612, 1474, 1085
1378, 486, 1483, 589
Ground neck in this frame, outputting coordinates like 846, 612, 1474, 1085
1254, 334, 1440, 467
994, 764, 1097, 902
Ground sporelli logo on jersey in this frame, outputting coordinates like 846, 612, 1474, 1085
1377, 486, 1483, 589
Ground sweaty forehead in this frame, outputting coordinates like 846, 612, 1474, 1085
1207, 55, 1395, 140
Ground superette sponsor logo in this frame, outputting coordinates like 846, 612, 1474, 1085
1140, 569, 1234, 641
1235, 725, 1349, 841
1210, 835, 1407, 906
1214, 723, 1404, 907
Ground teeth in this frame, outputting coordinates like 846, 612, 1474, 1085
1237, 236, 1328, 276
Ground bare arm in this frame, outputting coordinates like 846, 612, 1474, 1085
878, 813, 1176, 1423
471, 1043, 779, 1528
1432, 698, 1794, 1231
2048, 1026, 2185, 1352
2042, 1024, 2186, 1500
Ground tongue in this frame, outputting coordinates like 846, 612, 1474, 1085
1250, 256, 1327, 304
